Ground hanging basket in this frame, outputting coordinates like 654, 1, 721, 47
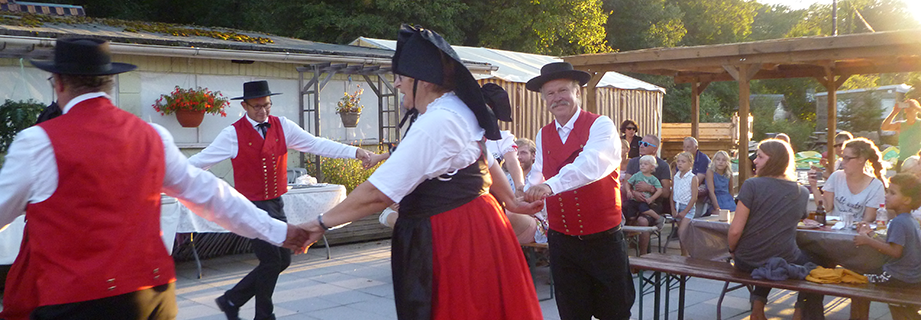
176, 110, 205, 127
339, 111, 361, 128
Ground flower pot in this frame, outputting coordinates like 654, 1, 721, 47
339, 111, 361, 128
176, 110, 205, 127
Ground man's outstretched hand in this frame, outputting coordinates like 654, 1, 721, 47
356, 148, 374, 168
505, 198, 545, 215
282, 223, 314, 253
524, 183, 552, 202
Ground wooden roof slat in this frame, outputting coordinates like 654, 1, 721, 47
565, 29, 921, 67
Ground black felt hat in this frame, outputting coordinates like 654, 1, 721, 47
392, 24, 500, 140
525, 62, 591, 92
481, 83, 512, 122
30, 38, 136, 75
231, 80, 283, 100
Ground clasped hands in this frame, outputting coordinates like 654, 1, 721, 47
281, 220, 327, 253
355, 148, 390, 169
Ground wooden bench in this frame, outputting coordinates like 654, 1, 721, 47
629, 253, 921, 320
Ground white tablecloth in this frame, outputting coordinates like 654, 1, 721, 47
0, 184, 347, 263
160, 184, 347, 252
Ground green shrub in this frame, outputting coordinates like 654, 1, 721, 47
0, 99, 44, 153
305, 146, 383, 194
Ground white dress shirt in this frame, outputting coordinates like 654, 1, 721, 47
188, 114, 357, 169
527, 108, 621, 194
0, 93, 288, 245
368, 92, 494, 203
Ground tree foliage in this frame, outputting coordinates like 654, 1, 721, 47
604, 0, 686, 51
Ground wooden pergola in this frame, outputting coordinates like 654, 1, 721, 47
564, 29, 921, 183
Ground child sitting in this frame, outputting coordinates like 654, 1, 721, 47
625, 155, 664, 228
706, 150, 736, 212
672, 151, 699, 256
852, 173, 921, 320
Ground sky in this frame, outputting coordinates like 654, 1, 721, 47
755, 0, 921, 23
757, 0, 919, 12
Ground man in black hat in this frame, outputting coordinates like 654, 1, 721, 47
190, 80, 373, 320
0, 38, 309, 320
524, 62, 636, 320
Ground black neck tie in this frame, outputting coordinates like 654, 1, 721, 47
256, 122, 270, 137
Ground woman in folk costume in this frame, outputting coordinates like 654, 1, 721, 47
297, 25, 544, 320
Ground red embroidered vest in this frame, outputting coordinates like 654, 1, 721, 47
231, 116, 288, 201
1, 97, 172, 318
541, 110, 622, 235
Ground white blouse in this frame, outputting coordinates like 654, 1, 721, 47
673, 170, 695, 205
486, 130, 517, 161
367, 92, 494, 203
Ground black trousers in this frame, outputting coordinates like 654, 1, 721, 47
30, 283, 176, 320
548, 227, 636, 320
224, 197, 291, 320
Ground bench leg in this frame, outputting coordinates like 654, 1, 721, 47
665, 274, 670, 320
678, 275, 687, 320
638, 270, 645, 320
654, 272, 661, 320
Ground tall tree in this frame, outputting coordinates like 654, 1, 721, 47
671, 0, 758, 45
603, 0, 686, 51
749, 4, 808, 41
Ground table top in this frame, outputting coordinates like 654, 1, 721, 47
162, 184, 347, 234
686, 216, 887, 274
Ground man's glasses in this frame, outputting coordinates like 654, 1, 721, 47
625, 127, 637, 131
245, 102, 272, 110
638, 141, 656, 148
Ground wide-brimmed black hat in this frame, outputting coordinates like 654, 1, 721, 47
392, 24, 500, 140
481, 83, 512, 122
231, 80, 283, 100
30, 38, 136, 75
525, 62, 591, 92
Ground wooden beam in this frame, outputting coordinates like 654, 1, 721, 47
691, 81, 709, 139
738, 73, 752, 185
820, 67, 848, 179
584, 71, 604, 114
563, 29, 921, 67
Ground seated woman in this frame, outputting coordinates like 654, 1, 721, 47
728, 139, 824, 320
810, 138, 887, 226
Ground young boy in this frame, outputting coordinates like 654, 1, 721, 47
853, 173, 921, 320
626, 155, 664, 228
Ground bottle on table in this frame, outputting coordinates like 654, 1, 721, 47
876, 204, 888, 230
815, 202, 826, 225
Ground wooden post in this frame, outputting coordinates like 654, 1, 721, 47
723, 64, 760, 185
738, 78, 751, 184
819, 68, 850, 178
584, 71, 604, 114
691, 82, 710, 140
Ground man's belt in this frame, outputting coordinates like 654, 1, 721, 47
549, 225, 622, 241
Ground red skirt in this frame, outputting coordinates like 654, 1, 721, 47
428, 194, 542, 320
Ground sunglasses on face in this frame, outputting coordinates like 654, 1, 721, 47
638, 141, 656, 148
625, 127, 637, 131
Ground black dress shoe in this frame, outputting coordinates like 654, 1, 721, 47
215, 295, 241, 320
